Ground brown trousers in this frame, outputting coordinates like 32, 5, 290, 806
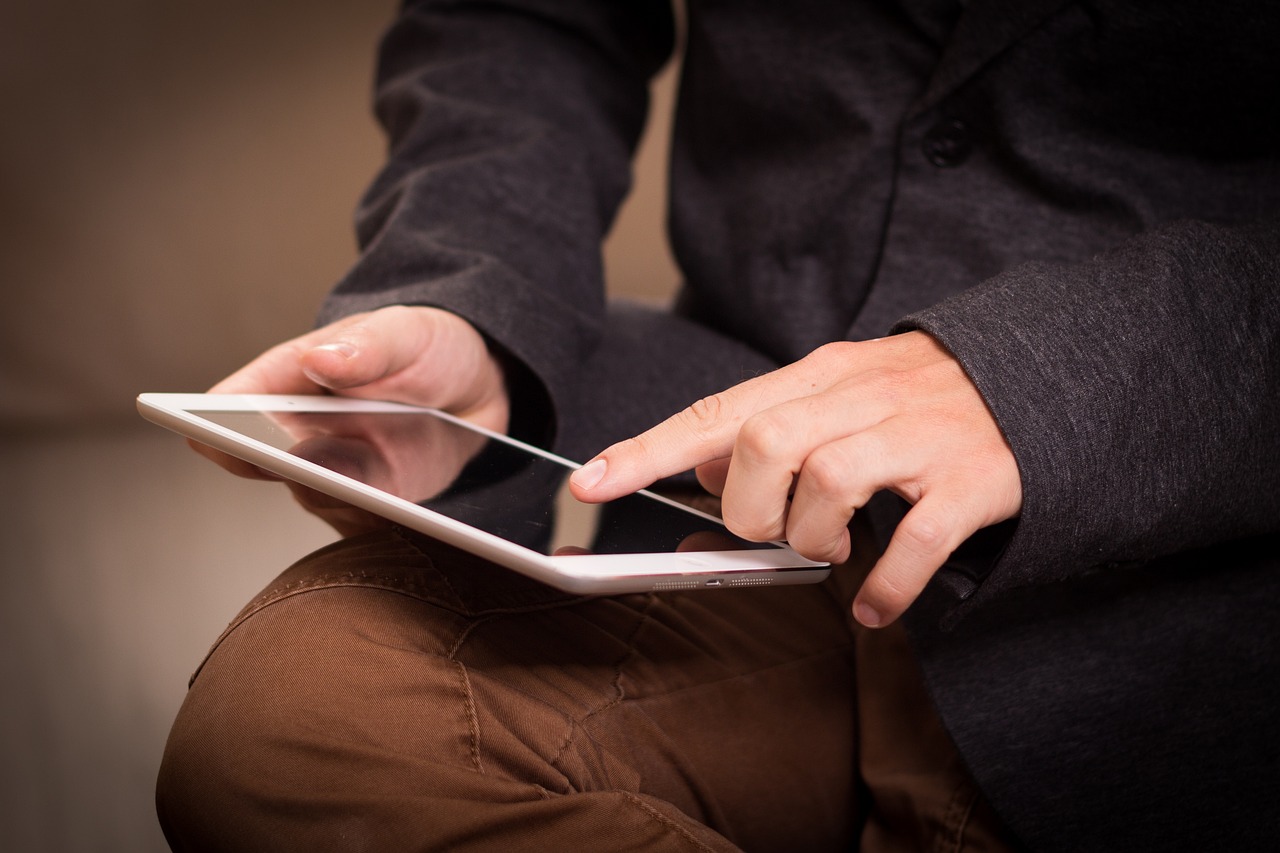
156, 522, 1017, 852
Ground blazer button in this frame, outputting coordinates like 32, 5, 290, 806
922, 119, 972, 167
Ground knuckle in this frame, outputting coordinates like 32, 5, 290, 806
375, 304, 412, 324
797, 342, 856, 385
807, 341, 856, 368
682, 394, 730, 438
897, 509, 951, 555
334, 309, 377, 334
801, 444, 853, 496
736, 410, 794, 461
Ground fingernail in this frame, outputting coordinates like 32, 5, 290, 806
304, 342, 359, 385
572, 458, 607, 490
314, 341, 358, 359
853, 601, 882, 628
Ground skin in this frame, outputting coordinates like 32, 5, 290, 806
568, 331, 1023, 628
192, 305, 510, 529
204, 305, 1021, 627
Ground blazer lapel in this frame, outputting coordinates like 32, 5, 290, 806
910, 0, 1074, 117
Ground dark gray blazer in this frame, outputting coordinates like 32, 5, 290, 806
319, 1, 1280, 848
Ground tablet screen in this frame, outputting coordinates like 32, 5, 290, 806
192, 409, 772, 557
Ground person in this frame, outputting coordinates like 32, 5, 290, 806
156, 1, 1280, 850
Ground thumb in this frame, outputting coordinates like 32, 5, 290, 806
207, 311, 406, 396
297, 313, 419, 392
297, 306, 509, 431
297, 306, 478, 399
299, 339, 375, 391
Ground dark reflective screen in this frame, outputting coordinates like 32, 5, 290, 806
196, 410, 774, 556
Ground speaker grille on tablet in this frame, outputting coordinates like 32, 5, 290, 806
651, 576, 777, 591
652, 580, 703, 591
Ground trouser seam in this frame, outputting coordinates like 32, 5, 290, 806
453, 659, 485, 774
615, 790, 721, 852
395, 527, 469, 606
548, 594, 659, 774
244, 571, 435, 616
527, 786, 722, 852
189, 572, 444, 686
540, 595, 660, 790
447, 616, 492, 659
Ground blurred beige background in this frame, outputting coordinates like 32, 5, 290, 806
0, 1, 678, 849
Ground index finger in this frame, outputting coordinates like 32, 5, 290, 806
568, 366, 809, 502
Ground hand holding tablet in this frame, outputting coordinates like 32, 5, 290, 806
137, 393, 830, 595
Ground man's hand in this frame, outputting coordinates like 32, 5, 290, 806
569, 331, 1021, 627
190, 305, 510, 507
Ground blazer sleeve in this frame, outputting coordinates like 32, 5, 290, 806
898, 216, 1280, 614
315, 0, 675, 438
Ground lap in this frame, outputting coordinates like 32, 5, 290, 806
157, 527, 861, 852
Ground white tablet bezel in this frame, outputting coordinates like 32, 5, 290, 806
137, 393, 830, 594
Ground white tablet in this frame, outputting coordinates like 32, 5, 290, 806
137, 393, 830, 595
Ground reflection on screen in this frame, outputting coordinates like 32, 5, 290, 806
195, 410, 775, 556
